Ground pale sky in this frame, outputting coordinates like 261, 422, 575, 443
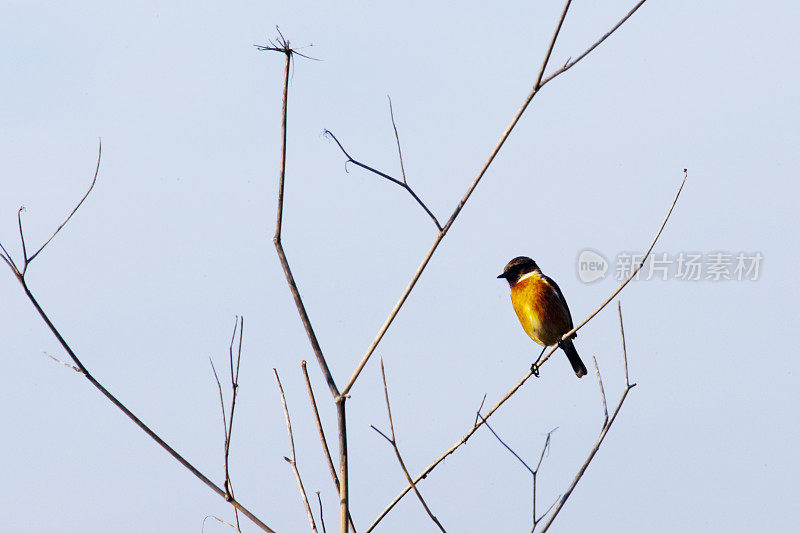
2, 1, 798, 532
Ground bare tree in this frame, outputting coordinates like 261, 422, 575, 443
0, 1, 685, 532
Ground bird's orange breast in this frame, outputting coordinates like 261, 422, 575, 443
509, 274, 572, 346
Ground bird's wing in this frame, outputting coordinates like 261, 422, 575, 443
542, 274, 575, 333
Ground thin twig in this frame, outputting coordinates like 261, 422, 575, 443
473, 393, 487, 427
17, 207, 28, 267
317, 492, 327, 533
477, 414, 535, 476
27, 139, 102, 265
0, 239, 18, 275
301, 361, 339, 489
202, 515, 241, 532
478, 414, 555, 531
536, 495, 561, 528
323, 129, 442, 230
593, 356, 608, 426
531, 170, 686, 375
619, 301, 630, 387
210, 358, 229, 467
388, 97, 407, 184
538, 305, 637, 532
226, 318, 243, 480
274, 369, 319, 533
540, 0, 649, 87
532, 432, 555, 531
226, 316, 244, 529
366, 168, 681, 532
301, 362, 358, 533
43, 351, 83, 373
373, 358, 446, 532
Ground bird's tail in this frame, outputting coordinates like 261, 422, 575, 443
560, 338, 587, 378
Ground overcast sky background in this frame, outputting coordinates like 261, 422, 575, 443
2, 1, 798, 532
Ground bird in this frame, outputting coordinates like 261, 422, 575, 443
498, 256, 587, 378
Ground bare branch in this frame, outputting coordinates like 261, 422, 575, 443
477, 413, 535, 476
263, 32, 350, 533
269, 34, 339, 401
374, 358, 446, 532
15, 280, 275, 531
619, 301, 631, 387
210, 358, 229, 461
301, 362, 358, 532
202, 515, 241, 533
302, 361, 339, 489
323, 129, 442, 230
536, 495, 561, 528
317, 492, 328, 533
593, 356, 608, 426
225, 317, 244, 502
27, 139, 102, 264
478, 414, 556, 531
0, 239, 19, 276
473, 393, 487, 428
274, 369, 318, 533
538, 305, 637, 532
387, 97, 407, 185
366, 369, 535, 532
540, 0, 649, 88
532, 432, 555, 531
17, 206, 28, 267
43, 351, 83, 374
210, 316, 245, 528
532, 171, 686, 375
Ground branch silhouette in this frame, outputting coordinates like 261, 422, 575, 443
323, 96, 442, 230
371, 358, 447, 532
274, 369, 319, 533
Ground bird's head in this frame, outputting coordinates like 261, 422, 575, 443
497, 256, 540, 286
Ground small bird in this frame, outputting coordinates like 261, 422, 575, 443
498, 256, 587, 378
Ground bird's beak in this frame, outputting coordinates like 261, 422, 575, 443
497, 272, 507, 279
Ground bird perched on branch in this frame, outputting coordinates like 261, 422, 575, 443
498, 256, 587, 378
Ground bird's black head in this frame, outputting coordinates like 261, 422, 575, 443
497, 256, 540, 286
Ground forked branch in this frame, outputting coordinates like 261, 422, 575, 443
2, 157, 275, 531
274, 369, 319, 533
477, 414, 557, 531
301, 362, 358, 532
323, 96, 442, 230
1, 140, 101, 280
259, 30, 350, 533
538, 302, 636, 532
210, 316, 246, 530
370, 358, 446, 532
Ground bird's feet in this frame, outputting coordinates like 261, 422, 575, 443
530, 362, 540, 377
